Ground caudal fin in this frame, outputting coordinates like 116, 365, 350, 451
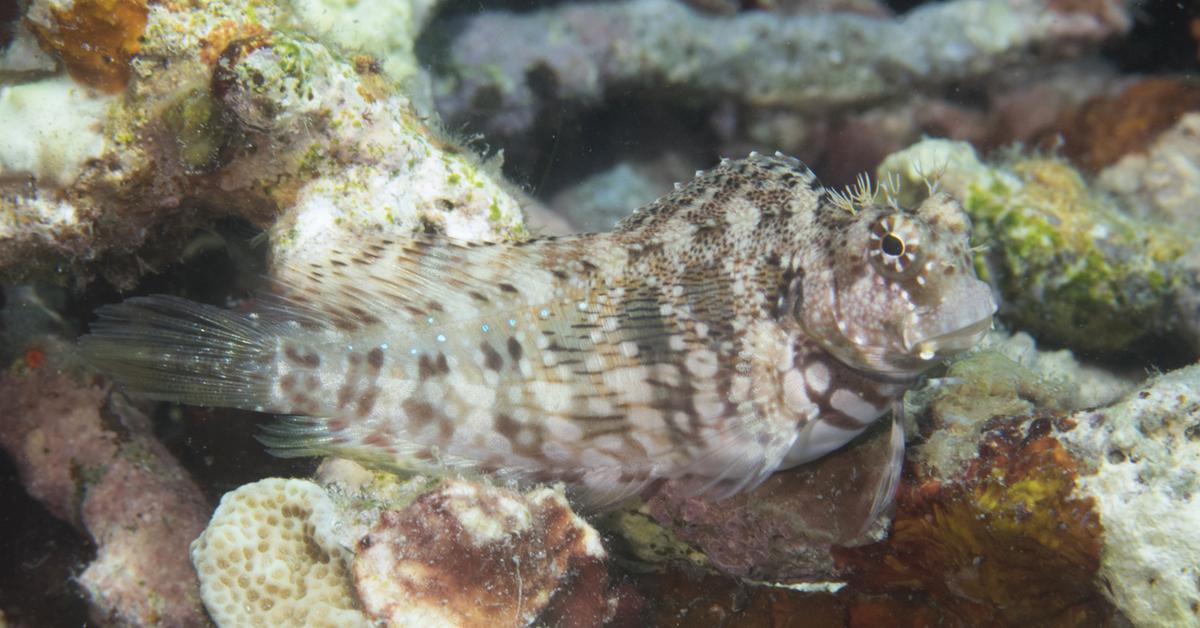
79, 295, 277, 411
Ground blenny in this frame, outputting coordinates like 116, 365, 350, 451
81, 153, 995, 506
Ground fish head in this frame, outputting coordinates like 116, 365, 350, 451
787, 191, 996, 378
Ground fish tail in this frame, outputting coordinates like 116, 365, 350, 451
79, 295, 278, 411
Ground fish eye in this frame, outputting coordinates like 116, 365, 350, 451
869, 214, 923, 277
881, 232, 904, 257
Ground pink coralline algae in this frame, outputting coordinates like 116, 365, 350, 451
0, 368, 208, 626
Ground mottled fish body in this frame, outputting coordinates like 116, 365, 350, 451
81, 153, 995, 505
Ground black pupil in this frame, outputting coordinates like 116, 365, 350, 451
881, 233, 905, 256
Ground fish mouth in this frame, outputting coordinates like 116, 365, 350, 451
902, 280, 997, 361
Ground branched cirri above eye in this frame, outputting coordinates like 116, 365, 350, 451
869, 213, 924, 277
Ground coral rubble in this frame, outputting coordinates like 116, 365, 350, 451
1057, 365, 1200, 627
1055, 78, 1200, 175
1098, 110, 1200, 230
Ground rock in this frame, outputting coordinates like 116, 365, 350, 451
353, 480, 610, 628
432, 0, 1130, 139
1057, 364, 1200, 627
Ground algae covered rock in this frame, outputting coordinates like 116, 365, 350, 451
0, 0, 526, 289
879, 139, 1194, 355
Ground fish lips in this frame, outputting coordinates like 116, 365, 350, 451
902, 279, 998, 361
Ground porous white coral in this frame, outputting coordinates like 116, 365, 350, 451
189, 478, 369, 627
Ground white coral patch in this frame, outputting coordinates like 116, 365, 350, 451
443, 481, 533, 544
0, 76, 111, 186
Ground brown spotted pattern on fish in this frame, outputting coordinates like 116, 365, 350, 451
80, 153, 996, 505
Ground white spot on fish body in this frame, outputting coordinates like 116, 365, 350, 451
541, 441, 572, 463
587, 397, 616, 416
422, 382, 446, 405
830, 388, 880, 424
782, 369, 811, 414
543, 416, 584, 442
724, 198, 761, 235
591, 434, 626, 452
628, 406, 664, 431
684, 349, 719, 378
515, 429, 537, 449
805, 361, 830, 393
693, 390, 725, 422
529, 381, 574, 413
585, 353, 605, 373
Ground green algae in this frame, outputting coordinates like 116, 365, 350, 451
599, 509, 710, 568
163, 87, 240, 174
